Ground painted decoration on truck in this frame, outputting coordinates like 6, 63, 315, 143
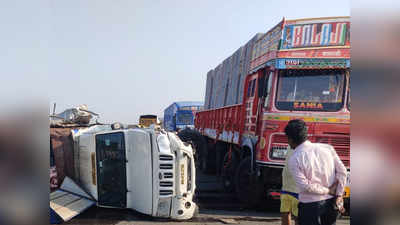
280, 22, 350, 49
250, 22, 283, 70
262, 113, 350, 124
278, 48, 350, 59
276, 58, 350, 69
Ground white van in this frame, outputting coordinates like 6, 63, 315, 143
73, 127, 197, 220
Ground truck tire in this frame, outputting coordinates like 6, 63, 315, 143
235, 156, 263, 207
177, 128, 214, 173
177, 128, 203, 160
220, 150, 238, 193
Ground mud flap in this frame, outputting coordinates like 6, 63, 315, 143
50, 177, 95, 223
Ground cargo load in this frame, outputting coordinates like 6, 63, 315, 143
204, 33, 264, 109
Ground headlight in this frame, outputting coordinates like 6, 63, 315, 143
270, 145, 288, 159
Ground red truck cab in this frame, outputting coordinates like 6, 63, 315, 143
244, 69, 350, 166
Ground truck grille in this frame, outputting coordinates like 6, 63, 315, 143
160, 164, 173, 169
160, 155, 173, 161
271, 134, 350, 167
317, 136, 350, 147
272, 135, 288, 144
159, 190, 173, 196
315, 136, 350, 167
160, 181, 173, 187
163, 172, 173, 179
159, 154, 174, 197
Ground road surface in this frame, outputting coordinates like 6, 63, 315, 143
64, 170, 349, 224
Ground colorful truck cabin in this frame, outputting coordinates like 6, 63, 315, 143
164, 101, 204, 131
194, 17, 350, 205
248, 16, 350, 166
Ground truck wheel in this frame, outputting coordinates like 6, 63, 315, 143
235, 156, 263, 207
177, 128, 212, 172
178, 128, 204, 161
220, 151, 238, 193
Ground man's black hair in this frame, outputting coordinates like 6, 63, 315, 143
284, 119, 308, 145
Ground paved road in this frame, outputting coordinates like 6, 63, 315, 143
65, 206, 350, 225
63, 163, 350, 225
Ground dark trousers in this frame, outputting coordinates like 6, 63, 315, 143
298, 198, 339, 225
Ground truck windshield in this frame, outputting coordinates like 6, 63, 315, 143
276, 70, 345, 112
176, 112, 194, 125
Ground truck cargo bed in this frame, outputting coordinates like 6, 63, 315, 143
195, 104, 244, 144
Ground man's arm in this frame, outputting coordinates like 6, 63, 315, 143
288, 154, 330, 195
331, 147, 348, 196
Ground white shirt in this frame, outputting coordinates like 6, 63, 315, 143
288, 140, 347, 203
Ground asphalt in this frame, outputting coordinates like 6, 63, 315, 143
63, 168, 350, 225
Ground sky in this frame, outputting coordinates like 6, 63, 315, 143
0, 0, 349, 124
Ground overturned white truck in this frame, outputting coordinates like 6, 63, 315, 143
72, 126, 197, 220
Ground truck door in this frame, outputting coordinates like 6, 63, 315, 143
96, 132, 127, 208
244, 72, 260, 135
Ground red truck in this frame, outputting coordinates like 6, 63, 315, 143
192, 17, 350, 205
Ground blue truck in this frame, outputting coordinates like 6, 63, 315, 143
163, 101, 203, 132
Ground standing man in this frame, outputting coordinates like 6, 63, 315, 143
281, 145, 299, 225
285, 119, 347, 225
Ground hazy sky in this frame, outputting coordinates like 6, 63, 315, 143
1, 0, 349, 124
